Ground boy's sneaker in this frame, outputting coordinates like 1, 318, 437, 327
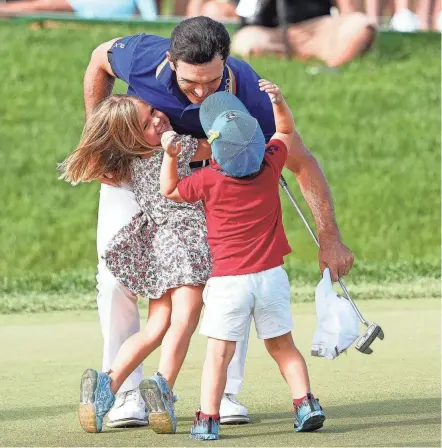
293, 393, 325, 432
139, 372, 176, 434
190, 411, 220, 440
106, 388, 148, 428
78, 369, 115, 433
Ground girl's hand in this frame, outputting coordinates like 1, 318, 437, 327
259, 79, 283, 104
161, 131, 182, 158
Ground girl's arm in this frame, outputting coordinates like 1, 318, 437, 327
160, 131, 185, 202
258, 79, 295, 149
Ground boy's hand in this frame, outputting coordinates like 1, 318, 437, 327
161, 131, 182, 158
259, 79, 283, 104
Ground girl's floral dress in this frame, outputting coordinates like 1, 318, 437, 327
104, 136, 212, 298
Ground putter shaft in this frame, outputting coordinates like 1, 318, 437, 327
278, 176, 368, 326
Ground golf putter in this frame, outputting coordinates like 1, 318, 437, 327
279, 176, 384, 354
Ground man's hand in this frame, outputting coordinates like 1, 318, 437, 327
318, 236, 354, 281
161, 131, 182, 158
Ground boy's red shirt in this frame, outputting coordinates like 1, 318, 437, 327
177, 139, 291, 277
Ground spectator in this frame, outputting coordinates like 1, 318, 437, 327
187, 0, 376, 67
366, 0, 441, 31
0, 0, 158, 20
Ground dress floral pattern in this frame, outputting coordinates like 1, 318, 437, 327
104, 135, 212, 299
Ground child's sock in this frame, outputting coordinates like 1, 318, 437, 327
293, 393, 313, 407
200, 411, 220, 421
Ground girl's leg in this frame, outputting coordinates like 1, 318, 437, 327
201, 337, 237, 415
157, 285, 204, 389
108, 292, 172, 394
264, 332, 310, 399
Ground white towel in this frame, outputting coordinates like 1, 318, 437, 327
311, 268, 359, 360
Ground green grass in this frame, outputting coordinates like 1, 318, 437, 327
0, 22, 440, 300
0, 299, 440, 446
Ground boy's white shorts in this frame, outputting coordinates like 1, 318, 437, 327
200, 266, 293, 341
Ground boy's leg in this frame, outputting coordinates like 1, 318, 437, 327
190, 338, 236, 440
194, 275, 253, 439
96, 184, 146, 427
264, 332, 310, 399
254, 267, 325, 432
265, 333, 325, 432
202, 338, 237, 414
221, 316, 251, 424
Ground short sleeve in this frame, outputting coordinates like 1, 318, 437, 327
177, 170, 205, 204
264, 139, 288, 177
108, 35, 142, 84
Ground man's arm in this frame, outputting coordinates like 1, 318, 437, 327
285, 131, 354, 280
84, 38, 120, 119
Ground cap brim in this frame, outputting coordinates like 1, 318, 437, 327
199, 91, 250, 136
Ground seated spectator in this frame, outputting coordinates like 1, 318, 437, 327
186, 0, 376, 67
0, 0, 157, 20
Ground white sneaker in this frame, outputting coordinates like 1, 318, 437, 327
390, 8, 420, 32
106, 387, 148, 428
220, 393, 250, 424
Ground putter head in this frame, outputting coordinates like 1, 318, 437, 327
355, 323, 384, 354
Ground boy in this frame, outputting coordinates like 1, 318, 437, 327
160, 79, 325, 440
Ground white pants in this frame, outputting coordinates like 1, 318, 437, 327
96, 184, 249, 395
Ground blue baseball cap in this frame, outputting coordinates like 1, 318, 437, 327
199, 92, 266, 178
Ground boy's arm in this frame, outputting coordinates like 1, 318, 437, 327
258, 79, 294, 149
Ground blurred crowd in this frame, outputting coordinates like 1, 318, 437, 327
0, 0, 439, 67
0, 0, 440, 31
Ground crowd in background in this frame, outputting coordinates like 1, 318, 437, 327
0, 0, 439, 67
0, 0, 440, 31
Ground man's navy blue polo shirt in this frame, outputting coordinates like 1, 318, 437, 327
108, 34, 276, 142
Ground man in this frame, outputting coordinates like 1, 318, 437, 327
84, 16, 354, 428
187, 0, 376, 67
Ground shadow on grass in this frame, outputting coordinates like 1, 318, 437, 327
248, 396, 441, 424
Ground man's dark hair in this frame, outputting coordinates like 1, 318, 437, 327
170, 16, 230, 65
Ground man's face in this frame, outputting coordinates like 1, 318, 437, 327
168, 53, 224, 104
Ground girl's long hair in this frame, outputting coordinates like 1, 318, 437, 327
58, 95, 159, 185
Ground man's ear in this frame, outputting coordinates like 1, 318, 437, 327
166, 52, 175, 71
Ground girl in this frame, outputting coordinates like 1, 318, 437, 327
59, 94, 212, 434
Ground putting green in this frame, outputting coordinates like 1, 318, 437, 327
0, 299, 440, 447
